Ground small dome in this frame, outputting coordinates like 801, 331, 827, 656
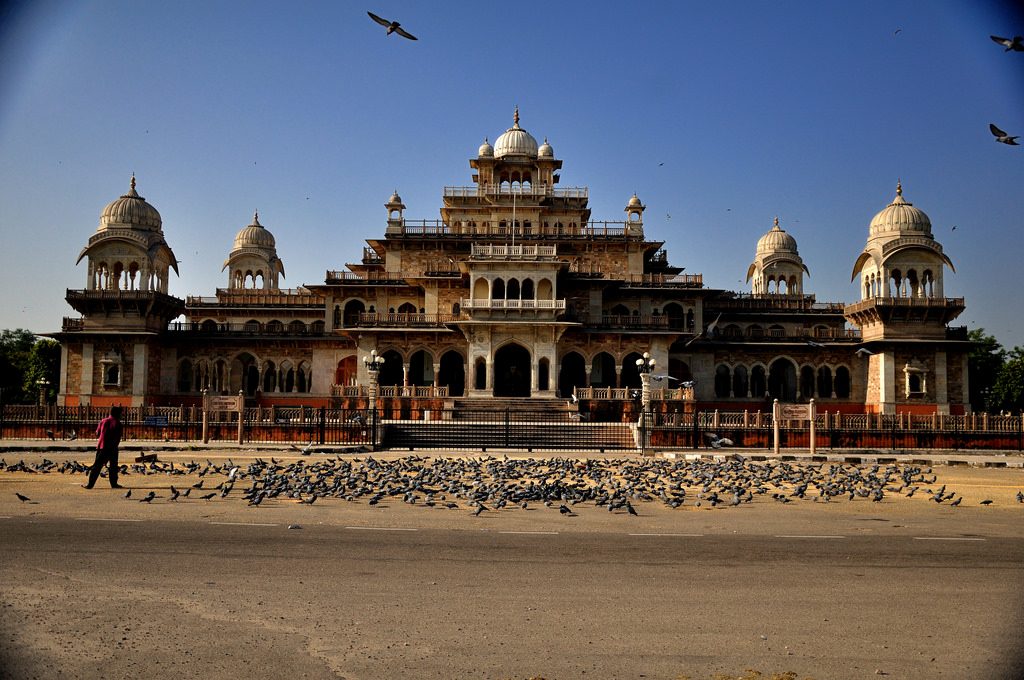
387, 190, 403, 206
233, 212, 276, 249
627, 193, 643, 208
756, 217, 798, 254
869, 180, 932, 237
99, 175, 162, 231
478, 138, 494, 158
493, 107, 539, 159
538, 138, 553, 158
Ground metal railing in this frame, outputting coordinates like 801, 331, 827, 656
2, 404, 1021, 451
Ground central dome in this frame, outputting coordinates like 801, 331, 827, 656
100, 175, 162, 231
493, 107, 539, 159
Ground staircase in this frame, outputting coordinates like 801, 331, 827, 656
381, 398, 637, 451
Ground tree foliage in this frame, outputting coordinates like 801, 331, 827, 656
967, 328, 1005, 412
0, 329, 61, 404
990, 347, 1024, 414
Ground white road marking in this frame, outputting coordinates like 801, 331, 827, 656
775, 535, 845, 539
209, 522, 278, 527
345, 526, 418, 532
913, 536, 986, 541
75, 517, 143, 522
629, 533, 705, 537
500, 531, 558, 535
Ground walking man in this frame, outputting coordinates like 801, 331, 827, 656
84, 406, 124, 489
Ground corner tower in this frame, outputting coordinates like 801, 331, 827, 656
845, 181, 968, 414
59, 176, 185, 406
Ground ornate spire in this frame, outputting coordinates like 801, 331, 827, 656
896, 178, 902, 197
253, 210, 261, 226
773, 216, 780, 229
130, 173, 136, 192
513, 105, 520, 128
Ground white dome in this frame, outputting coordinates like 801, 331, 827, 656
756, 217, 798, 255
493, 107, 538, 159
869, 181, 932, 237
233, 212, 276, 249
478, 138, 494, 158
538, 138, 553, 158
99, 175, 162, 231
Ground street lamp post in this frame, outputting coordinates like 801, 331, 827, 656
36, 378, 50, 408
363, 349, 385, 449
635, 353, 656, 455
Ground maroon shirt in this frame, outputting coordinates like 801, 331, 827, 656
96, 415, 122, 452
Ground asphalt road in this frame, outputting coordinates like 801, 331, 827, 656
2, 509, 1023, 679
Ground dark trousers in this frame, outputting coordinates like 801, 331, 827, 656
86, 447, 119, 488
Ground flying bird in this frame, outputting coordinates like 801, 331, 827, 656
806, 339, 826, 349
684, 313, 722, 347
989, 123, 1019, 145
139, 491, 156, 503
856, 347, 875, 357
367, 11, 417, 40
990, 35, 1024, 52
651, 374, 679, 382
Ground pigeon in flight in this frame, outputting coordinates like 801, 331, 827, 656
139, 491, 156, 503
856, 347, 875, 357
806, 339, 826, 349
367, 12, 418, 40
651, 374, 679, 382
990, 123, 1019, 145
990, 35, 1024, 52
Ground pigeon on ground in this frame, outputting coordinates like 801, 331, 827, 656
139, 491, 156, 503
15, 492, 30, 503
980, 499, 994, 506
367, 11, 417, 40
123, 488, 132, 499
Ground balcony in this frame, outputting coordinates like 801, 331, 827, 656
350, 312, 458, 328
619, 273, 704, 289
331, 384, 449, 398
167, 320, 327, 336
709, 294, 846, 313
460, 298, 566, 312
576, 314, 671, 331
443, 185, 588, 200
470, 244, 557, 260
186, 288, 323, 307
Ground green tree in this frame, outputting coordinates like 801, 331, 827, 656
0, 329, 37, 404
23, 338, 61, 403
990, 347, 1024, 414
967, 328, 1005, 412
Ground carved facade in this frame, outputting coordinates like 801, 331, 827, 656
54, 112, 971, 414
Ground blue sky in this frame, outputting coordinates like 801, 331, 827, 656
1, 1, 1022, 347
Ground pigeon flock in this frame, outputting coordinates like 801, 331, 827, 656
4, 455, 1022, 512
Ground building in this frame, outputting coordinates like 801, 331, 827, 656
54, 111, 971, 415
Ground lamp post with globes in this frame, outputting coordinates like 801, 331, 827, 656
635, 353, 656, 454
364, 349, 385, 449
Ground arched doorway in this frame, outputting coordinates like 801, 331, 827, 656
335, 356, 357, 387
343, 300, 364, 327
379, 350, 404, 387
621, 352, 643, 388
590, 352, 617, 388
558, 352, 586, 398
438, 351, 465, 397
409, 350, 434, 386
230, 352, 259, 397
768, 358, 797, 401
494, 343, 531, 397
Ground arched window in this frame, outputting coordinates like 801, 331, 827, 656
732, 365, 748, 398
177, 360, 193, 393
493, 278, 506, 300
817, 366, 833, 398
263, 361, 277, 392
751, 365, 767, 398
714, 365, 731, 398
834, 366, 851, 399
800, 365, 815, 399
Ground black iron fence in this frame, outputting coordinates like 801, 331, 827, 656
1, 404, 1022, 452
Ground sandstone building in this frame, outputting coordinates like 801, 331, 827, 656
54, 111, 970, 415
